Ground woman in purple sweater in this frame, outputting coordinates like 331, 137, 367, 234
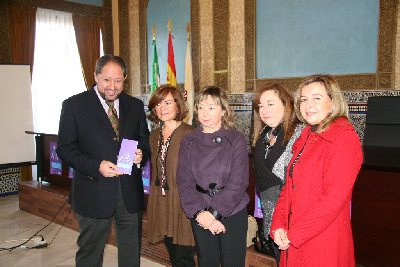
177, 86, 250, 267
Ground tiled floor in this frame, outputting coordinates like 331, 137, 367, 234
0, 194, 165, 267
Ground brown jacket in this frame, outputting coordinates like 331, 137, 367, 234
146, 122, 195, 246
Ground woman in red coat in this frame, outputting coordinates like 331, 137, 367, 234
270, 74, 363, 267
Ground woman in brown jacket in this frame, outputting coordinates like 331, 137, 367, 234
146, 85, 195, 266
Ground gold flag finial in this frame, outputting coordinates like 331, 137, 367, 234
167, 19, 172, 32
186, 23, 191, 42
152, 24, 156, 38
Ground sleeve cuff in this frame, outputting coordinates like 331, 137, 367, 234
207, 206, 223, 220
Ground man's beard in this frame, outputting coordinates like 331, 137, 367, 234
98, 90, 119, 101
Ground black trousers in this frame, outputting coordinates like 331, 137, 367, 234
75, 185, 142, 267
191, 208, 248, 267
164, 236, 195, 267
271, 238, 281, 266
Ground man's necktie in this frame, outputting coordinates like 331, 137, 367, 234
105, 100, 119, 141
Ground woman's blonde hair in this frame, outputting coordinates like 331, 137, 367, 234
194, 86, 234, 129
294, 74, 348, 133
252, 83, 299, 147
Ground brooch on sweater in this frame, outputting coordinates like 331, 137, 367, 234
264, 129, 279, 159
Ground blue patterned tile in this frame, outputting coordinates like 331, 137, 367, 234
141, 90, 400, 145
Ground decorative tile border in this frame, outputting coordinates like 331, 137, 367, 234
343, 90, 400, 103
136, 89, 400, 145
344, 90, 400, 141
228, 90, 400, 144
0, 167, 20, 196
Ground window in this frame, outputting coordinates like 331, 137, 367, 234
31, 8, 86, 134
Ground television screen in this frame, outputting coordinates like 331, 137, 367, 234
41, 134, 150, 191
41, 134, 71, 187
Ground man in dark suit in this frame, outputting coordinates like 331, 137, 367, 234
56, 55, 150, 267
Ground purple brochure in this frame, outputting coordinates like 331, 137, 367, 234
254, 192, 263, 218
141, 161, 151, 194
117, 139, 138, 174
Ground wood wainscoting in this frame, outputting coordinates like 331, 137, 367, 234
18, 181, 276, 267
352, 167, 400, 267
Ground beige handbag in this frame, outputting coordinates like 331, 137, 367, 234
247, 215, 258, 247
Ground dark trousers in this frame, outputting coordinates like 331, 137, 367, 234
191, 208, 248, 267
164, 236, 195, 267
75, 186, 142, 267
272, 239, 281, 266
266, 237, 281, 266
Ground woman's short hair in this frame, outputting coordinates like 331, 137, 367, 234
252, 83, 299, 146
194, 86, 234, 129
294, 74, 348, 133
147, 85, 188, 122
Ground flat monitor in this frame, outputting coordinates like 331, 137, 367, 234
363, 96, 400, 171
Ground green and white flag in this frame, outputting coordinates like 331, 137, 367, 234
151, 35, 160, 93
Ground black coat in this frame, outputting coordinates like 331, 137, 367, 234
56, 88, 150, 218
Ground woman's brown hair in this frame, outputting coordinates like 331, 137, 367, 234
252, 83, 300, 146
147, 85, 188, 123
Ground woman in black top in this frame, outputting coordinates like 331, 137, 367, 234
252, 83, 303, 263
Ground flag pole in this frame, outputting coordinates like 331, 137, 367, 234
167, 19, 172, 33
166, 19, 177, 86
152, 24, 156, 39
184, 22, 194, 125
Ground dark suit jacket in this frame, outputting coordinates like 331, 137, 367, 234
56, 88, 150, 219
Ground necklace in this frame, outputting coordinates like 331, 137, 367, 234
264, 128, 279, 159
162, 121, 181, 141
156, 121, 181, 196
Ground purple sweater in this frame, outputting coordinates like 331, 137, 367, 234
177, 127, 250, 218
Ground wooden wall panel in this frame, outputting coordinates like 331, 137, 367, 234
352, 168, 400, 266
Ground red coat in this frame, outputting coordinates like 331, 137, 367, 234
270, 117, 363, 267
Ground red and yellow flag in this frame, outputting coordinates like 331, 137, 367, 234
166, 21, 177, 86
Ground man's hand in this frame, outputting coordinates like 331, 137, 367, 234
99, 160, 123, 177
